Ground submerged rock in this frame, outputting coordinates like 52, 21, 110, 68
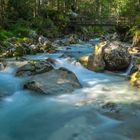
102, 102, 121, 113
24, 68, 81, 95
16, 60, 53, 76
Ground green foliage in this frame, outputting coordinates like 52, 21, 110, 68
136, 72, 140, 79
7, 0, 33, 20
56, 14, 70, 31
7, 19, 31, 37
130, 26, 140, 36
31, 17, 55, 29
135, 15, 140, 27
0, 0, 139, 40
16, 37, 31, 43
0, 29, 13, 41
31, 17, 59, 37
80, 26, 109, 36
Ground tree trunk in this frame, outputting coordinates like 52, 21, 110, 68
0, 0, 5, 26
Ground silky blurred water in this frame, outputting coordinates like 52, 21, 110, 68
0, 43, 140, 140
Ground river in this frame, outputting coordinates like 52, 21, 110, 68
0, 42, 140, 140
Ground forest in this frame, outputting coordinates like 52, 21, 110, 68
0, 0, 140, 140
0, 0, 140, 37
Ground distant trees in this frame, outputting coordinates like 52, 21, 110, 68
0, 0, 6, 26
0, 0, 139, 28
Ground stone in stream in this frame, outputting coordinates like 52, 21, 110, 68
103, 41, 131, 71
87, 41, 131, 72
134, 79, 140, 88
16, 60, 53, 77
79, 55, 90, 68
102, 102, 120, 113
24, 68, 81, 95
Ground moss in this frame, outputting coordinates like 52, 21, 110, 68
135, 71, 140, 79
130, 26, 140, 37
16, 37, 31, 43
135, 58, 140, 65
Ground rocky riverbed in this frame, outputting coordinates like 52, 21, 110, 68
0, 34, 140, 140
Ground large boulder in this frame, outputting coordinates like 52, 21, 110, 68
24, 68, 81, 95
16, 60, 53, 76
103, 41, 131, 70
86, 41, 131, 72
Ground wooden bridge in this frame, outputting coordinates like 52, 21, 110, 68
70, 16, 134, 26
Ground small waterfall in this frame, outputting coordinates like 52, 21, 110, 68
0, 63, 5, 71
54, 58, 122, 86
121, 56, 135, 77
125, 61, 134, 76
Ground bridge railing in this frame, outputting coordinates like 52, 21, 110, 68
70, 16, 133, 26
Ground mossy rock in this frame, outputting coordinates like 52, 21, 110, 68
130, 71, 140, 88
40, 43, 55, 53
16, 37, 31, 44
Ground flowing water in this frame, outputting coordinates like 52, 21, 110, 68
0, 43, 140, 140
